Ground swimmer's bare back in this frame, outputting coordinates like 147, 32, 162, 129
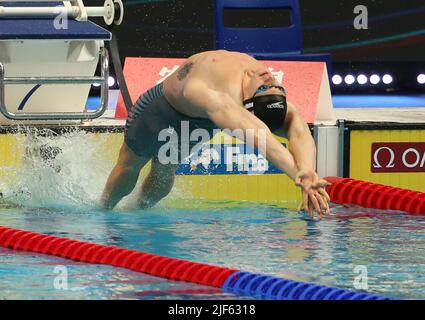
162, 50, 276, 118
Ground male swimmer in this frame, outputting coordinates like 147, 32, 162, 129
100, 50, 331, 219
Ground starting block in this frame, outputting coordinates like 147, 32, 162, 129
0, 1, 123, 123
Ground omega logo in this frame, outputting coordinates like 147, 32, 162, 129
371, 143, 425, 173
372, 147, 395, 168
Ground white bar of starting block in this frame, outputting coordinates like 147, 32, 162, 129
0, 6, 106, 18
85, 7, 108, 17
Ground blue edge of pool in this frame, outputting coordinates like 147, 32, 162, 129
86, 93, 425, 111
221, 271, 392, 300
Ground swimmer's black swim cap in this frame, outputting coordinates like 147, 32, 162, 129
243, 88, 287, 132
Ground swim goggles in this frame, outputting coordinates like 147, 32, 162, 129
254, 85, 286, 96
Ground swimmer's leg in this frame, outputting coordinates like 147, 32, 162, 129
100, 142, 150, 210
137, 157, 178, 209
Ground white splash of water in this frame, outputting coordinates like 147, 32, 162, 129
0, 128, 206, 212
3, 128, 114, 210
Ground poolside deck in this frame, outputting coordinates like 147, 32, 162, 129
90, 108, 425, 126
334, 108, 425, 123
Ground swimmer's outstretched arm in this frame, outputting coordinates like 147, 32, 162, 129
275, 102, 331, 218
278, 102, 317, 172
184, 80, 299, 181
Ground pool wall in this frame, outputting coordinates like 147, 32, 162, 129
0, 128, 301, 208
1, 121, 424, 207
345, 123, 425, 192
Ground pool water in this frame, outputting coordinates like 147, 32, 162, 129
1, 203, 424, 300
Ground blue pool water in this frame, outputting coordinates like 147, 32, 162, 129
1, 203, 424, 300
332, 94, 425, 108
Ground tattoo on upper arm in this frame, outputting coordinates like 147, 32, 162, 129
177, 62, 194, 81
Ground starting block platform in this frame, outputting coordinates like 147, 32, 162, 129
0, 1, 112, 123
0, 17, 110, 40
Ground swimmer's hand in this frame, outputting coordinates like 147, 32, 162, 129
295, 170, 331, 220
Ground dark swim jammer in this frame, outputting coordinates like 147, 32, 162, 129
125, 82, 217, 158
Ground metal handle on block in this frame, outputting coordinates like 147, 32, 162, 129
0, 0, 124, 26
0, 47, 109, 121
